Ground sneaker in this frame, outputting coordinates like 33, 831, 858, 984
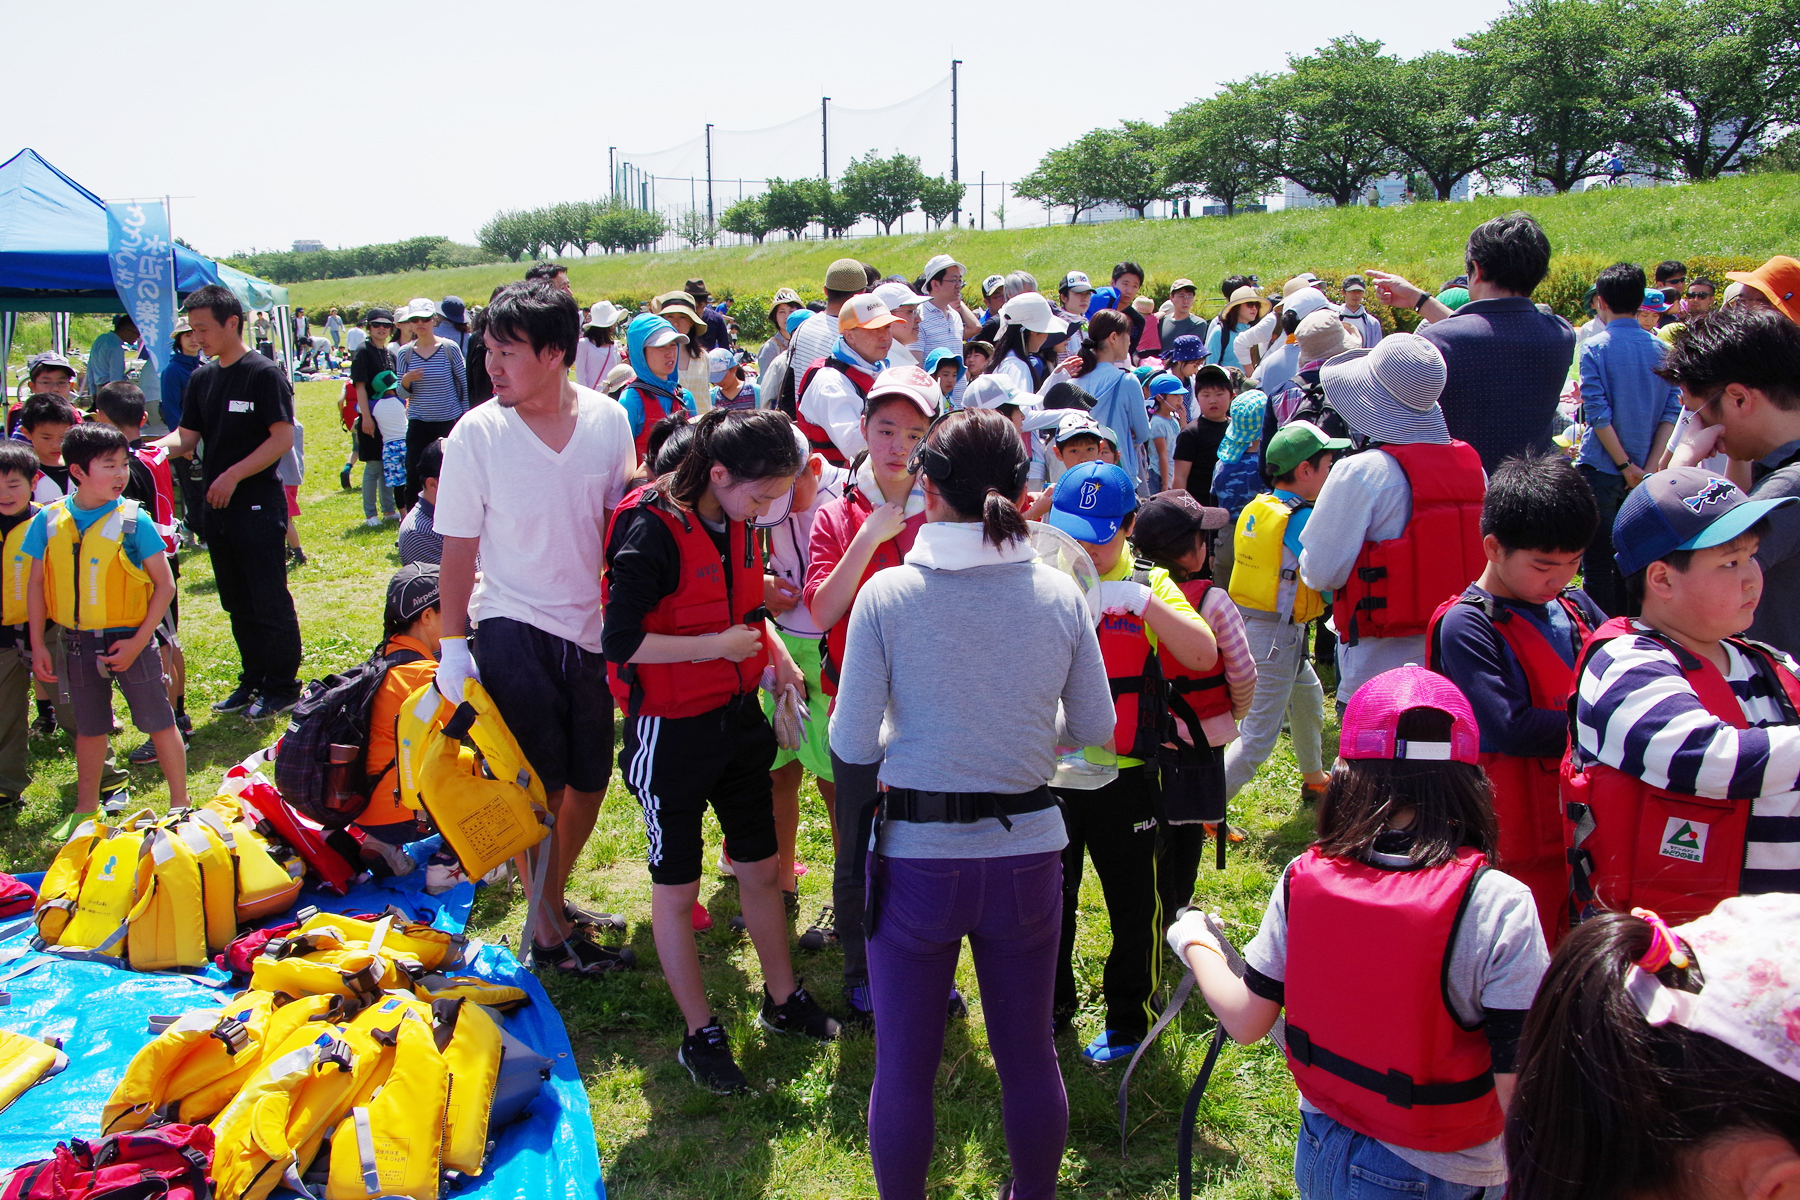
176, 712, 193, 737
286, 548, 308, 569
211, 686, 257, 714
245, 691, 300, 721
364, 516, 385, 529
30, 709, 57, 739
100, 788, 130, 816
339, 464, 353, 490
798, 905, 837, 951
361, 838, 416, 877
717, 849, 735, 877
1081, 1029, 1142, 1064
128, 726, 190, 765
759, 983, 841, 1041
678, 1022, 749, 1095
691, 901, 713, 932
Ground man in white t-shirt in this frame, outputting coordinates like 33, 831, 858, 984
434, 281, 639, 975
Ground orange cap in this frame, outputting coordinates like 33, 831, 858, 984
838, 294, 903, 333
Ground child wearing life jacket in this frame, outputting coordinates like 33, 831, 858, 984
1127, 491, 1258, 904
1046, 461, 1220, 1063
1297, 335, 1487, 705
1168, 667, 1551, 1198
359, 564, 445, 851
1427, 454, 1605, 944
1505, 897, 1800, 1200
603, 407, 839, 1094
25, 423, 187, 838
802, 365, 936, 1022
91, 382, 190, 768
619, 314, 698, 468
1225, 421, 1349, 809
0, 442, 39, 806
1565, 467, 1800, 924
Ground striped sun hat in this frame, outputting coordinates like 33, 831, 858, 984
1320, 333, 1450, 445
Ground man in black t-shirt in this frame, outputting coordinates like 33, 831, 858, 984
157, 285, 302, 720
350, 307, 398, 520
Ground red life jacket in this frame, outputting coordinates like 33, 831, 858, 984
1332, 441, 1485, 646
1284, 846, 1503, 1153
1097, 562, 1171, 761
1166, 578, 1231, 737
1562, 617, 1800, 925
818, 483, 925, 698
603, 489, 768, 720
131, 444, 177, 553
795, 356, 875, 466
625, 382, 683, 466
1427, 588, 1592, 945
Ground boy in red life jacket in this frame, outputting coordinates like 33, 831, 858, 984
1046, 461, 1220, 1064
619, 314, 698, 468
1128, 491, 1258, 908
1427, 454, 1606, 944
1566, 467, 1800, 924
801, 366, 936, 1023
796, 295, 901, 466
92, 382, 191, 766
1168, 666, 1550, 1197
1297, 334, 1487, 707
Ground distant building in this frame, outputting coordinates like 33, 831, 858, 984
292, 239, 326, 253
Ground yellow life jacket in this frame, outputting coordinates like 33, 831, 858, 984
294, 910, 466, 973
202, 799, 305, 922
413, 974, 531, 1014
40, 497, 154, 632
103, 990, 284, 1133
396, 679, 549, 880
171, 810, 242, 953
429, 996, 502, 1179
250, 938, 404, 1005
1229, 491, 1324, 624
326, 1000, 449, 1200
209, 1021, 362, 1200
51, 810, 156, 957
33, 814, 112, 944
125, 825, 209, 971
0, 1028, 64, 1117
1, 505, 37, 627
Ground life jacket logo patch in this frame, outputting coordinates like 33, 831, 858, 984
1242, 514, 1256, 536
98, 854, 119, 881
1660, 816, 1708, 862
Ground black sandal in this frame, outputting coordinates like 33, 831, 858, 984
531, 936, 635, 977
564, 901, 628, 937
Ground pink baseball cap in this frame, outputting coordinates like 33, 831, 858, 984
1339, 666, 1480, 764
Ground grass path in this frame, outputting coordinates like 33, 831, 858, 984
0, 378, 1338, 1198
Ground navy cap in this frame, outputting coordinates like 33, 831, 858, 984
1613, 467, 1798, 577
1048, 461, 1139, 545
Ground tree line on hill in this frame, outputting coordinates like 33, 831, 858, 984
223, 237, 493, 285
1018, 0, 1800, 220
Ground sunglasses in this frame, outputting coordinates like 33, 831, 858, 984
1687, 290, 1713, 299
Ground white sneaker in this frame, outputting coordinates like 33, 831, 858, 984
364, 517, 384, 528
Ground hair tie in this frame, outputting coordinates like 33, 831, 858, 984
1631, 907, 1691, 972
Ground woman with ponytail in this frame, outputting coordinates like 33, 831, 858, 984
1507, 896, 1800, 1200
602, 406, 839, 1095
830, 408, 1114, 1200
1072, 308, 1154, 488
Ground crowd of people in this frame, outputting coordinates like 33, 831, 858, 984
12, 220, 1800, 1199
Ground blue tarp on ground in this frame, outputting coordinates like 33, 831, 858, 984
0, 870, 603, 1199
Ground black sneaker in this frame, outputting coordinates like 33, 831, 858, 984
128, 725, 189, 765
29, 709, 57, 739
841, 980, 874, 1030
100, 788, 130, 815
245, 691, 300, 721
211, 686, 257, 714
176, 711, 192, 735
678, 1022, 749, 1094
287, 548, 308, 569
798, 905, 837, 951
947, 986, 968, 1021
760, 983, 841, 1041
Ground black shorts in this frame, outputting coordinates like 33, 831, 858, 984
472, 616, 614, 795
621, 700, 778, 886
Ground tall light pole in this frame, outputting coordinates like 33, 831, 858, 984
608, 146, 616, 199
951, 60, 962, 226
821, 97, 830, 182
705, 123, 714, 233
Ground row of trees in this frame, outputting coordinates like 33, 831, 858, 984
477, 198, 669, 261
718, 152, 967, 243
1018, 0, 1800, 220
223, 236, 488, 284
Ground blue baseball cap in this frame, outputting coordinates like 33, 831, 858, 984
1612, 467, 1798, 577
923, 346, 965, 381
1048, 461, 1139, 545
785, 308, 811, 335
1148, 372, 1187, 397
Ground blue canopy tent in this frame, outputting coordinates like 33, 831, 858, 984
0, 148, 291, 380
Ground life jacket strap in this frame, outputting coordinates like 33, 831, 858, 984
1285, 1023, 1495, 1109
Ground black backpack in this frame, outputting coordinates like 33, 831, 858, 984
273, 647, 426, 828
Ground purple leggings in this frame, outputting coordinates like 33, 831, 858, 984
867, 851, 1068, 1200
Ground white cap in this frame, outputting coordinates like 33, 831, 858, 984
997, 293, 1069, 336
963, 374, 1036, 410
707, 347, 737, 383
397, 298, 437, 322
923, 254, 962, 281
873, 281, 928, 311
642, 324, 687, 349
1060, 270, 1095, 294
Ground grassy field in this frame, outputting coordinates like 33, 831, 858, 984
286, 171, 1800, 324
0, 378, 1335, 1198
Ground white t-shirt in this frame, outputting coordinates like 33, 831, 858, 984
345, 326, 367, 354
372, 395, 408, 443
434, 385, 636, 651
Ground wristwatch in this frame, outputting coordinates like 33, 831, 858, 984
1414, 292, 1429, 312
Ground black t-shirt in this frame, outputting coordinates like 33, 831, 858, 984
1172, 417, 1229, 504
350, 342, 394, 390
179, 351, 294, 507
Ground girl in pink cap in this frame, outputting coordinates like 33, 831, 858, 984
1167, 665, 1551, 1198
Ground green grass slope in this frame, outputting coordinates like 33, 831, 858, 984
289, 172, 1800, 324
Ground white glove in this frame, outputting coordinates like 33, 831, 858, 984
436, 636, 480, 706
1165, 907, 1216, 961
1093, 580, 1153, 618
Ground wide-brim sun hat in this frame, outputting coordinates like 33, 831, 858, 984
997, 292, 1068, 336
1223, 285, 1269, 320
601, 362, 637, 393
585, 301, 627, 329
1320, 333, 1450, 446
654, 293, 705, 325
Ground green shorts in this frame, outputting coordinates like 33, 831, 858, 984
763, 629, 834, 782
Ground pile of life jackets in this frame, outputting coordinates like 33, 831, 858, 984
0, 1028, 67, 1120
31, 799, 304, 971
102, 911, 550, 1200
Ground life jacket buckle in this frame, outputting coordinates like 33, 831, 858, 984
1383, 1068, 1416, 1110
1287, 1023, 1313, 1066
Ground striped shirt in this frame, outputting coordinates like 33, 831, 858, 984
1574, 622, 1800, 893
1195, 583, 1257, 745
397, 340, 467, 423
917, 300, 968, 406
